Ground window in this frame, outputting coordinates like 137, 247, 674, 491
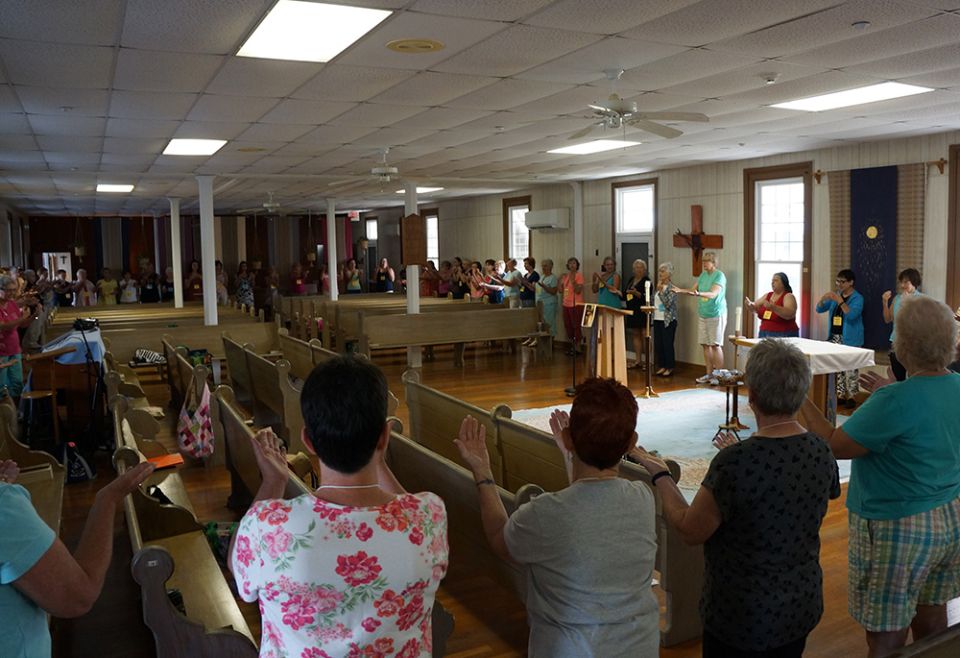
502, 196, 531, 260
424, 211, 439, 265
365, 218, 378, 241
615, 183, 655, 233
754, 176, 807, 333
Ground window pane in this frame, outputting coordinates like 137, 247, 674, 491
425, 215, 439, 264
509, 205, 529, 259
365, 218, 378, 241
616, 185, 654, 233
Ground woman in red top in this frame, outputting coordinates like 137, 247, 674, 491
745, 272, 799, 338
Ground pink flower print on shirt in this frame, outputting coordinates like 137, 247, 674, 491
263, 620, 285, 651
263, 528, 293, 560
419, 612, 433, 654
313, 499, 346, 520
281, 594, 317, 630
374, 589, 404, 617
301, 649, 332, 658
347, 638, 394, 658
397, 637, 421, 658
312, 585, 343, 614
361, 616, 381, 632
336, 551, 382, 587
408, 527, 424, 546
234, 535, 255, 567
396, 593, 425, 631
375, 498, 412, 533
356, 522, 373, 542
258, 500, 292, 526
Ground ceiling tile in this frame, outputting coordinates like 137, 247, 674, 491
102, 136, 168, 155
0, 112, 31, 133
370, 72, 499, 106
258, 99, 357, 125
620, 0, 840, 47
241, 155, 311, 174
293, 65, 416, 102
328, 103, 424, 127
662, 61, 833, 99
406, 129, 489, 150
113, 49, 225, 93
173, 120, 251, 140
411, 0, 553, 22
845, 41, 960, 79
121, 0, 273, 54
99, 153, 157, 168
337, 12, 507, 71
0, 41, 114, 89
105, 117, 180, 139
433, 25, 603, 77
205, 58, 324, 98
516, 37, 688, 85
524, 0, 700, 35
299, 125, 380, 146
713, 0, 936, 59
35, 135, 103, 152
350, 127, 437, 148
109, 91, 198, 120
390, 107, 494, 130
899, 66, 960, 90
186, 94, 278, 123
446, 78, 573, 111
42, 151, 102, 166
0, 134, 37, 150
0, 0, 124, 46
617, 48, 761, 91
0, 85, 22, 112
29, 114, 107, 137
16, 87, 109, 116
236, 123, 315, 142
512, 85, 612, 116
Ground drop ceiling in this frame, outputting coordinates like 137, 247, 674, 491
1, 0, 959, 216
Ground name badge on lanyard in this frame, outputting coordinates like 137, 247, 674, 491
833, 315, 843, 327
763, 310, 772, 320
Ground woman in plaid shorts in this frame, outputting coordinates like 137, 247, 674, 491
802, 295, 960, 656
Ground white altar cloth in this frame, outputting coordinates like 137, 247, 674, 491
734, 337, 875, 375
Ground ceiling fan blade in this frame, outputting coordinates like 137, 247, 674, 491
632, 111, 709, 123
626, 118, 683, 139
568, 124, 599, 140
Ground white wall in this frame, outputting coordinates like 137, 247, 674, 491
426, 130, 958, 366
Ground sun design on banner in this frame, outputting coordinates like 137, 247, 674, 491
858, 222, 888, 293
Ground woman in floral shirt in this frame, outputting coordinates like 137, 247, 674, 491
230, 356, 448, 658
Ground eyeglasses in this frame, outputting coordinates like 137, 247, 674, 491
835, 279, 848, 284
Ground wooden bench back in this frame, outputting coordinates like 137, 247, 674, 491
221, 333, 254, 406
888, 624, 960, 657
242, 347, 308, 455
278, 330, 315, 380
108, 320, 278, 362
361, 306, 539, 354
402, 370, 504, 484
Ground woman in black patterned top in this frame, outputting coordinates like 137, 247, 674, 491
632, 339, 840, 657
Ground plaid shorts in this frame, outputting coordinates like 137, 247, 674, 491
848, 496, 960, 631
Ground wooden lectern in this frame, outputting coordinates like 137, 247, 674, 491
579, 303, 632, 387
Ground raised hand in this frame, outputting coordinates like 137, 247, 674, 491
0, 459, 20, 484
548, 409, 571, 456
712, 431, 739, 450
99, 461, 155, 503
453, 415, 492, 479
860, 368, 895, 393
629, 444, 670, 477
250, 428, 289, 486
882, 290, 892, 303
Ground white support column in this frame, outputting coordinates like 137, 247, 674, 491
196, 176, 218, 326
152, 212, 161, 274
168, 198, 184, 308
326, 198, 338, 301
404, 181, 421, 367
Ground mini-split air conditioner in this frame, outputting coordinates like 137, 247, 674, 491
524, 208, 570, 230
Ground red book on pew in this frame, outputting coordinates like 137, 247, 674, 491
147, 454, 185, 470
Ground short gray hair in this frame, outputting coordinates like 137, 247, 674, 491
893, 296, 958, 371
744, 339, 812, 416
0, 274, 14, 289
658, 262, 673, 277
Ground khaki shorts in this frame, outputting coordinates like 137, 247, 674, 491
848, 497, 960, 631
697, 314, 726, 346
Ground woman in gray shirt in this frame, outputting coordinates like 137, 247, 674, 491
455, 377, 659, 657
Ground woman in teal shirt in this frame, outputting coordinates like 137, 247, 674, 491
672, 252, 726, 384
591, 256, 622, 309
800, 296, 960, 658
882, 267, 922, 381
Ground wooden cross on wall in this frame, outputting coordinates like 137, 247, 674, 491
673, 205, 723, 275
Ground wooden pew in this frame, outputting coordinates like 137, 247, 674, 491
889, 623, 960, 657
402, 370, 504, 484
221, 334, 255, 408
107, 320, 279, 364
360, 305, 549, 365
242, 346, 305, 453
277, 329, 316, 380
0, 402, 65, 533
210, 387, 455, 656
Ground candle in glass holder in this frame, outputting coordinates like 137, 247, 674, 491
644, 279, 651, 303
735, 306, 743, 334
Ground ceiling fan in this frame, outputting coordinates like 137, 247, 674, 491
569, 69, 710, 141
237, 191, 307, 215
327, 147, 405, 193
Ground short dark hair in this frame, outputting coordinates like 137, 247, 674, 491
523, 257, 536, 268
774, 272, 793, 294
568, 377, 637, 469
837, 269, 855, 283
898, 268, 921, 288
300, 356, 388, 473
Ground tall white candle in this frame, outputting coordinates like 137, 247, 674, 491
735, 306, 743, 333
644, 279, 651, 303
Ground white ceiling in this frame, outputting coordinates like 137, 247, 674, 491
1, 0, 959, 216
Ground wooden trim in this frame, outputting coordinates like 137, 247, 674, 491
502, 195, 532, 259
947, 144, 960, 310
611, 177, 658, 271
742, 162, 813, 339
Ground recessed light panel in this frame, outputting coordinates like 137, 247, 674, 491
548, 140, 640, 155
163, 139, 227, 156
238, 1, 392, 63
395, 187, 444, 194
97, 184, 134, 193
771, 82, 933, 112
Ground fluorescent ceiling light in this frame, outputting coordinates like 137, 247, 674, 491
163, 138, 227, 156
395, 187, 444, 194
238, 1, 391, 63
96, 184, 134, 193
548, 140, 641, 155
771, 82, 933, 111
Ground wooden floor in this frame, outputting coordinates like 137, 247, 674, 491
51, 342, 955, 657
